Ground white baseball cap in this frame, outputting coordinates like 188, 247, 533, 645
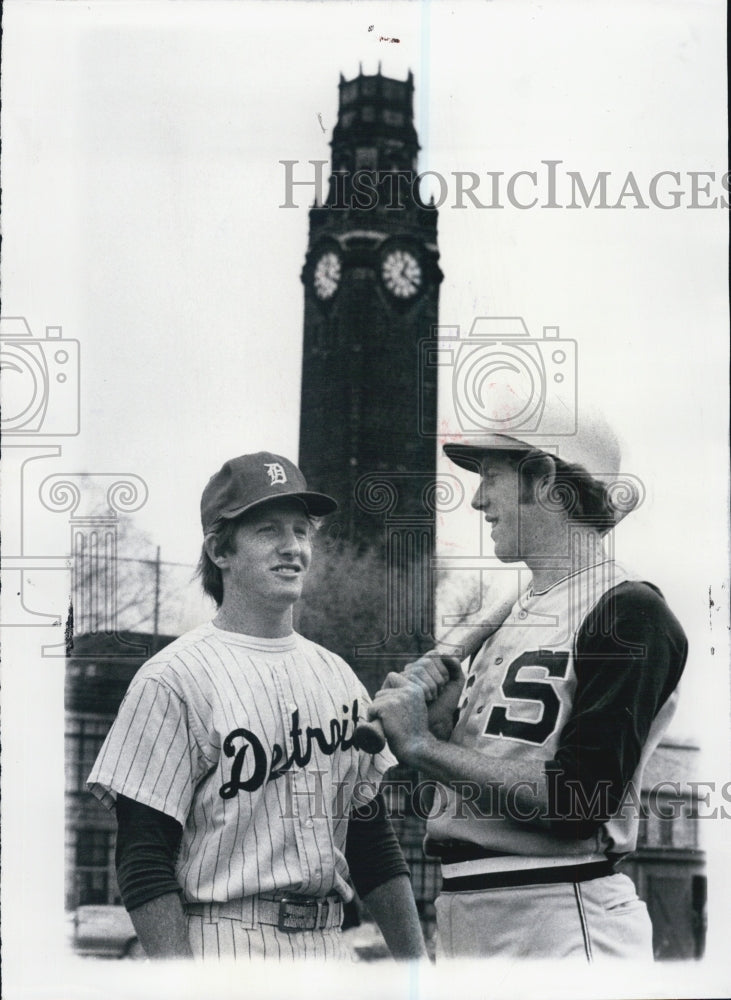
444, 407, 621, 478
443, 407, 638, 525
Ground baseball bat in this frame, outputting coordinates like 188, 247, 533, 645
351, 716, 389, 754
352, 655, 460, 753
352, 590, 518, 753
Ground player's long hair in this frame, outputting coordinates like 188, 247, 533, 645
196, 516, 243, 608
196, 510, 320, 607
511, 451, 616, 534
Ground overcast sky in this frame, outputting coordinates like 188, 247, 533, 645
2, 2, 729, 994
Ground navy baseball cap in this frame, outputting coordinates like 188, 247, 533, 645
201, 452, 337, 534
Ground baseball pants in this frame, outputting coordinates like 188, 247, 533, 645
435, 873, 653, 961
185, 897, 349, 961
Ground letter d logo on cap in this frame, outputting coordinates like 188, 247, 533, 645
265, 463, 287, 485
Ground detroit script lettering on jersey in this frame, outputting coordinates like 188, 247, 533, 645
220, 699, 363, 798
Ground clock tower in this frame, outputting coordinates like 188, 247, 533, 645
299, 69, 442, 557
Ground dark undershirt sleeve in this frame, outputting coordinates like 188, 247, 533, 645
114, 794, 184, 912
345, 792, 411, 898
117, 792, 408, 908
545, 581, 687, 840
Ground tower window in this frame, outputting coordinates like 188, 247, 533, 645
382, 81, 401, 101
355, 147, 377, 171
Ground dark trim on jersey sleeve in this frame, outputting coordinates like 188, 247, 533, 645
115, 795, 184, 912
345, 792, 411, 898
546, 581, 687, 840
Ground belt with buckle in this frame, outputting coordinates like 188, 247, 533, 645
434, 845, 615, 893
185, 893, 343, 932
440, 859, 615, 892
275, 895, 339, 933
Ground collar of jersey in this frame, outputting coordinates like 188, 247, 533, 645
527, 558, 616, 598
207, 620, 299, 651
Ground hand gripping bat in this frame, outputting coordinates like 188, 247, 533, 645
352, 591, 517, 753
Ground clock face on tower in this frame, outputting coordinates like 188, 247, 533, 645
313, 251, 341, 300
381, 249, 422, 299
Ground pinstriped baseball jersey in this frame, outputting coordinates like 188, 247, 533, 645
88, 621, 396, 904
426, 560, 680, 857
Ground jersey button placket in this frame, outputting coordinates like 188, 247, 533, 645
271, 660, 315, 887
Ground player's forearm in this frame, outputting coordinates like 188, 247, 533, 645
407, 733, 551, 825
361, 874, 427, 961
127, 892, 193, 959
371, 677, 549, 826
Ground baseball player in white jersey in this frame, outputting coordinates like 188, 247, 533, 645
368, 414, 687, 961
88, 452, 426, 961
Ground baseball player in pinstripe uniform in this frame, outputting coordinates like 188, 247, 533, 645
369, 414, 687, 961
88, 452, 426, 961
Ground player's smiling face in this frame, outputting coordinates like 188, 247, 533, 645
220, 498, 313, 612
470, 454, 525, 561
